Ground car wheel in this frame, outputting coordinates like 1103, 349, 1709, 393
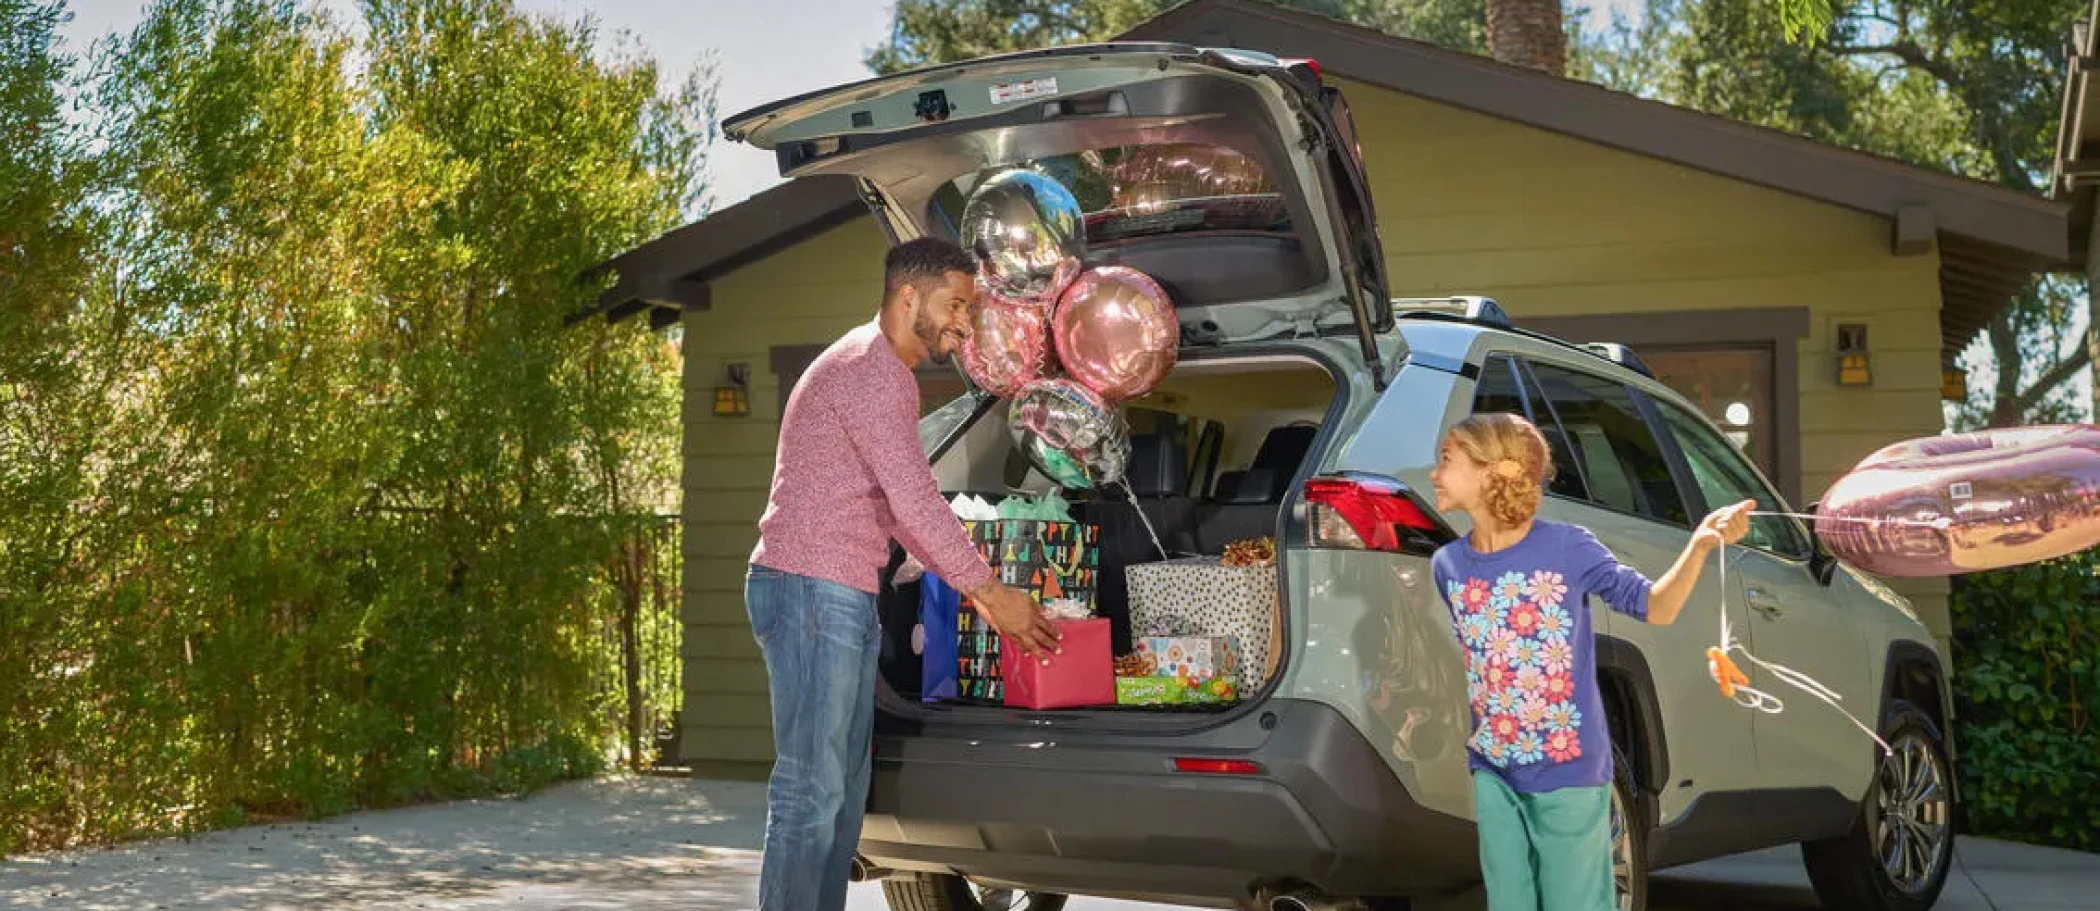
1610, 749, 1650, 911
1801, 701, 1955, 911
881, 874, 1070, 911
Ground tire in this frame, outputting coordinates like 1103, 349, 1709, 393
1610, 748, 1650, 911
881, 874, 1070, 911
1801, 701, 1955, 911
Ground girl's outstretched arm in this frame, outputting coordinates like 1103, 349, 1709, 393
1645, 499, 1755, 625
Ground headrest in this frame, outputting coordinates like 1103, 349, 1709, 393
1124, 431, 1189, 498
1252, 424, 1319, 470
1218, 467, 1280, 505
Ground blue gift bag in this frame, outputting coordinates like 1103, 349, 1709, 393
919, 572, 963, 702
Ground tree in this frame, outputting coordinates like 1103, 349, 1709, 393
866, 0, 1484, 73
3, 0, 710, 850
1486, 0, 1564, 73
0, 0, 114, 851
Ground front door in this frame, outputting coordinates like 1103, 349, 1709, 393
1512, 356, 1760, 822
1652, 400, 1870, 790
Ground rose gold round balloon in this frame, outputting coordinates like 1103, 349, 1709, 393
1816, 425, 2100, 577
1051, 266, 1178, 404
958, 296, 1049, 399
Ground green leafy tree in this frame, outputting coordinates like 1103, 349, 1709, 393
866, 0, 1492, 73
1, 0, 707, 851
0, 0, 120, 851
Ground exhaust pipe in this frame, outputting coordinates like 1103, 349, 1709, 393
847, 855, 894, 883
1269, 890, 1343, 911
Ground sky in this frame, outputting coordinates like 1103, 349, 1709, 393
56, 0, 1642, 210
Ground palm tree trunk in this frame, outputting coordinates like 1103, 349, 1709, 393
1487, 0, 1567, 76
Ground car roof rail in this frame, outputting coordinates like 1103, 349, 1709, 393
1390, 296, 1512, 329
1577, 342, 1656, 379
1391, 295, 1658, 381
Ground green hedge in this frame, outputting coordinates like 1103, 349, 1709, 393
1951, 553, 2100, 852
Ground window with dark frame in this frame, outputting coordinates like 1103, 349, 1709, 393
1525, 361, 1689, 526
1655, 400, 1811, 559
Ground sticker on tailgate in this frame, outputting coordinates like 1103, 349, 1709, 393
990, 76, 1059, 105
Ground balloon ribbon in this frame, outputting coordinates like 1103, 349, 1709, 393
1701, 510, 1953, 757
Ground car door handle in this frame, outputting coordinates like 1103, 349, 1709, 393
1745, 586, 1783, 619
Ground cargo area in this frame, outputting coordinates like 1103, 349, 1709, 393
875, 353, 1341, 718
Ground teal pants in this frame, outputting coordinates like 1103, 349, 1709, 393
1472, 770, 1616, 911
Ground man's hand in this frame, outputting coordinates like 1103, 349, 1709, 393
968, 581, 1062, 659
1695, 498, 1757, 550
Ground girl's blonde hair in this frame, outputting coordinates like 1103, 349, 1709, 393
1444, 413, 1555, 527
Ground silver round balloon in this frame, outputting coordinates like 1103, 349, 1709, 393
1008, 378, 1127, 489
961, 169, 1087, 302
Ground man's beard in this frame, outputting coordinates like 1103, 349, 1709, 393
914, 310, 953, 365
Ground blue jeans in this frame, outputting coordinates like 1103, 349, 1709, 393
745, 565, 882, 911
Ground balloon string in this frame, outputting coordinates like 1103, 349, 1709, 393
1115, 478, 1171, 562
1710, 523, 1894, 757
1744, 509, 1951, 529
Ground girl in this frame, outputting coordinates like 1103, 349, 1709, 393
1428, 413, 1752, 911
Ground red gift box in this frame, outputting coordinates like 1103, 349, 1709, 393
1003, 617, 1115, 710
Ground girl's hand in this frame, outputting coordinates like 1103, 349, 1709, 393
1695, 499, 1757, 550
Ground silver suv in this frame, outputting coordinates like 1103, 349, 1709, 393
726, 43, 1958, 911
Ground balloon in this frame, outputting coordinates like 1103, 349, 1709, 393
960, 169, 1086, 302
958, 295, 1048, 399
1816, 425, 2100, 576
1008, 379, 1129, 489
1108, 144, 1273, 210
1052, 265, 1179, 403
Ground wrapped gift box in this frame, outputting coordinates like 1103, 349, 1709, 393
1114, 675, 1238, 706
1004, 617, 1115, 710
1132, 636, 1240, 681
1126, 558, 1279, 692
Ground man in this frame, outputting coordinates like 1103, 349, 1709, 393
745, 237, 1061, 910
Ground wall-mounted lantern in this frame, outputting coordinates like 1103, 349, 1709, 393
713, 362, 751, 418
1835, 323, 1872, 387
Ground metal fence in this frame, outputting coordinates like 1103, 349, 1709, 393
597, 515, 684, 769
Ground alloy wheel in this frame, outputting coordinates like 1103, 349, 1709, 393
1871, 732, 1952, 895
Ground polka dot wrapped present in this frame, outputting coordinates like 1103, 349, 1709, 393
1125, 557, 1280, 691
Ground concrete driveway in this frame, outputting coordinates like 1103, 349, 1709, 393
1, 776, 2091, 910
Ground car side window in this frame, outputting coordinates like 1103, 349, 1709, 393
1525, 361, 1689, 526
1513, 360, 1592, 503
1473, 353, 1530, 418
1472, 354, 1591, 502
1655, 400, 1811, 559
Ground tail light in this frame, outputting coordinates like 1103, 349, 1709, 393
1304, 473, 1453, 554
1174, 757, 1263, 775
1281, 57, 1322, 77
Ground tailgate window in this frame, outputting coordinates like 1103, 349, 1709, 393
932, 142, 1290, 244
927, 141, 1315, 304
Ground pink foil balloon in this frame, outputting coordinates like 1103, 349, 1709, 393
958, 296, 1049, 399
1051, 265, 1179, 403
1816, 425, 2100, 577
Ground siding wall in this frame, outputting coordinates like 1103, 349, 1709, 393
673, 81, 1955, 770
677, 218, 894, 774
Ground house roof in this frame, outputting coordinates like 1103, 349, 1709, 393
2053, 0, 2100, 267
585, 0, 2070, 358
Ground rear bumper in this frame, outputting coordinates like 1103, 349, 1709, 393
858, 699, 1479, 904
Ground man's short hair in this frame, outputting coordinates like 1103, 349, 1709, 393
884, 237, 978, 302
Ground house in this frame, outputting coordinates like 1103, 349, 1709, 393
2053, 1, 2100, 295
580, 0, 2070, 777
